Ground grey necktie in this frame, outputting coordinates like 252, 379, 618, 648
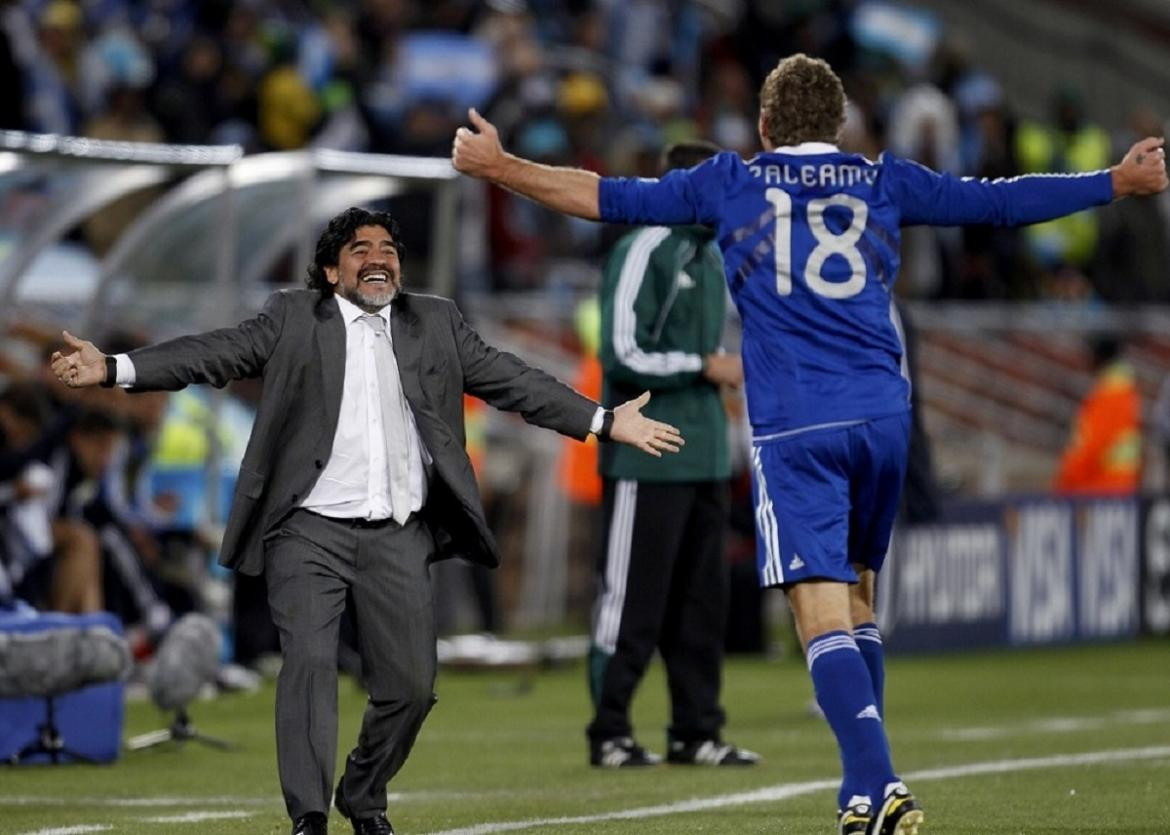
359, 313, 413, 524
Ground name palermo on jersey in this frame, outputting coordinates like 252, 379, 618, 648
749, 162, 877, 188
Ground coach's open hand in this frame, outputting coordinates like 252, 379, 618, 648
611, 391, 684, 457
50, 331, 107, 388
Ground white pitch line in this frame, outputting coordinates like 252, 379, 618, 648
423, 745, 1170, 835
938, 707, 1170, 741
138, 811, 252, 823
17, 826, 113, 835
0, 796, 272, 808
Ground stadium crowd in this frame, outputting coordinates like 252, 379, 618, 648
3, 0, 1169, 297
2, 0, 1170, 657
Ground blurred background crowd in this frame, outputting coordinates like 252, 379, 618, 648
3, 0, 1170, 669
3, 0, 1169, 298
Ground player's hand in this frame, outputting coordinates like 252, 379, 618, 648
703, 353, 744, 387
452, 108, 507, 180
50, 330, 108, 388
1112, 137, 1168, 197
609, 391, 684, 457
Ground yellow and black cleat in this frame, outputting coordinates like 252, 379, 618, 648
871, 785, 924, 835
836, 801, 872, 835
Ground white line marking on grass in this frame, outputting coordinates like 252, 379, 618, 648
138, 811, 252, 823
0, 796, 272, 808
423, 745, 1170, 835
17, 826, 113, 835
940, 707, 1170, 741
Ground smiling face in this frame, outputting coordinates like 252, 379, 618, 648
325, 224, 403, 312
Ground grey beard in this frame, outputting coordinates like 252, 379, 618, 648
342, 284, 398, 312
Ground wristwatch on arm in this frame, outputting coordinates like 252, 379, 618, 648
100, 355, 117, 388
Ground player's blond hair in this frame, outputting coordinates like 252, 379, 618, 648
758, 54, 846, 147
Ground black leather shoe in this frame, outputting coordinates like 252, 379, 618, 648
292, 811, 328, 835
335, 782, 395, 834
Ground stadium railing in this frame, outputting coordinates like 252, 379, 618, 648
906, 301, 1170, 496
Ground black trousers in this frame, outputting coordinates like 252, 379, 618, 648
587, 478, 730, 744
264, 509, 437, 821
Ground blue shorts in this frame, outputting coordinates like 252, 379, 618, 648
751, 412, 910, 587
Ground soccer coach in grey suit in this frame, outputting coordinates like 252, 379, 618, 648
51, 207, 683, 835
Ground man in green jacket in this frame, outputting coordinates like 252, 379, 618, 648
588, 141, 759, 768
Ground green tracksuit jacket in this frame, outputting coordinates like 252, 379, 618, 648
599, 224, 731, 482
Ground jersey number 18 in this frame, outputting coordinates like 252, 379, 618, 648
766, 188, 868, 300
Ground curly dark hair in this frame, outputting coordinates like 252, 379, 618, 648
305, 207, 405, 295
758, 54, 846, 148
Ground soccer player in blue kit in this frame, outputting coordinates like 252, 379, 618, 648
453, 54, 1168, 834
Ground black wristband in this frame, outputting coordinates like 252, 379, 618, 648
100, 355, 117, 388
599, 409, 615, 441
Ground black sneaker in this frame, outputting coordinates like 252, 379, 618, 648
870, 783, 924, 835
590, 736, 662, 767
835, 799, 872, 835
666, 738, 761, 766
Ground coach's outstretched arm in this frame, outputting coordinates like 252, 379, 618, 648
452, 108, 602, 220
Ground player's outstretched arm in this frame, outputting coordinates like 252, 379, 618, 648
609, 391, 684, 458
50, 331, 109, 388
452, 108, 602, 220
1110, 137, 1168, 198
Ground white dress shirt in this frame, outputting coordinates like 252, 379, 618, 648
301, 294, 429, 520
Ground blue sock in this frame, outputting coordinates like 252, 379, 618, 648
853, 622, 885, 718
807, 630, 897, 810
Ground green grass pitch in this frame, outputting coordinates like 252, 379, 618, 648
2, 639, 1168, 834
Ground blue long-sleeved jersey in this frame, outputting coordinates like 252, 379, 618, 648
600, 144, 1113, 438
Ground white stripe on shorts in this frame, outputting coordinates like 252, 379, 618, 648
751, 447, 783, 586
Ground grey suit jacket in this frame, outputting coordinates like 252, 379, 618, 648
128, 289, 598, 576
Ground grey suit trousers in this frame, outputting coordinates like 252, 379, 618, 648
264, 508, 437, 820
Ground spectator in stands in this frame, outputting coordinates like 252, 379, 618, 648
604, 0, 704, 117
25, 0, 85, 135
1016, 88, 1111, 274
0, 381, 102, 613
150, 35, 227, 144
1093, 107, 1170, 304
60, 408, 175, 643
0, 0, 31, 130
1054, 336, 1141, 495
0, 332, 171, 632
699, 60, 764, 159
887, 78, 962, 299
257, 32, 321, 151
77, 22, 156, 120
953, 79, 1030, 298
300, 8, 367, 150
